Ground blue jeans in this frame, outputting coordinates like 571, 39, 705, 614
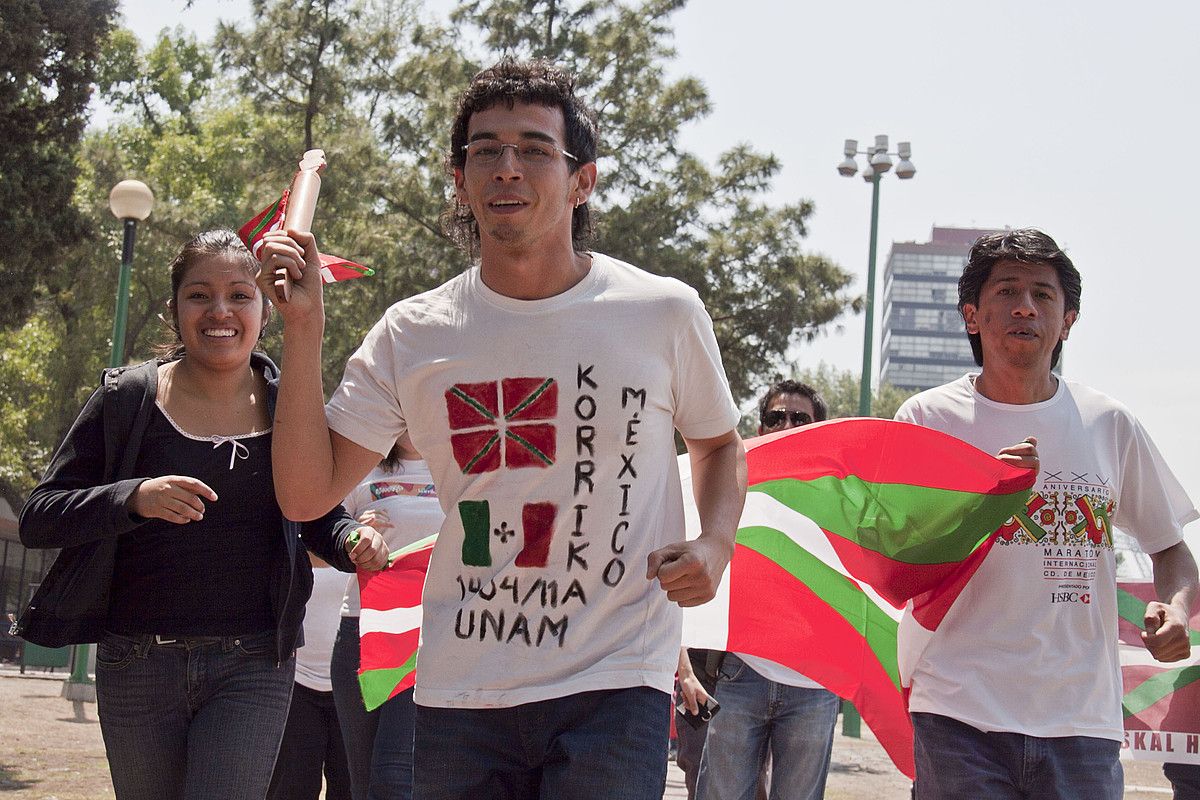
911, 712, 1122, 800
1165, 763, 1200, 799
696, 653, 839, 800
412, 686, 671, 800
331, 615, 416, 800
95, 630, 295, 800
268, 682, 351, 800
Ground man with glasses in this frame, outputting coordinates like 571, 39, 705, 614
894, 229, 1197, 799
260, 58, 747, 800
678, 379, 841, 800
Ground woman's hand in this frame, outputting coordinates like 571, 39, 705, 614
128, 476, 218, 524
347, 525, 390, 571
356, 508, 393, 533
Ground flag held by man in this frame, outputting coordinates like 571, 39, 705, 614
681, 418, 1036, 778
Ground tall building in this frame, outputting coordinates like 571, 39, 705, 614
879, 226, 1001, 391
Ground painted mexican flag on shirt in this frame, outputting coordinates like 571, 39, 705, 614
1118, 581, 1200, 764
681, 418, 1036, 778
357, 536, 436, 711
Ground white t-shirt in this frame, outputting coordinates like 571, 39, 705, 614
326, 253, 740, 708
736, 653, 824, 689
340, 460, 444, 617
295, 566, 350, 692
895, 374, 1197, 740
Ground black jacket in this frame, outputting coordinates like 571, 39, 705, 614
12, 353, 359, 663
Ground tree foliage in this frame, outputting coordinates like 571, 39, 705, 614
793, 362, 918, 421
450, 0, 856, 400
0, 0, 861, 509
0, 0, 119, 330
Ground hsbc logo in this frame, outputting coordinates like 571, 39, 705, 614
1050, 591, 1091, 604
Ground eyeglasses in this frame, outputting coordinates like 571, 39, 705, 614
462, 139, 578, 167
762, 410, 814, 429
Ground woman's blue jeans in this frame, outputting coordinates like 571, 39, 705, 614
95, 630, 294, 800
330, 615, 416, 800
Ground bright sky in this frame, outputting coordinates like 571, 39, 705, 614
115, 0, 1200, 543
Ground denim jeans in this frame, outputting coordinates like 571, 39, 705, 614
268, 682, 351, 800
695, 653, 839, 800
412, 686, 671, 800
330, 615, 416, 800
94, 630, 295, 800
911, 712, 1123, 800
1165, 762, 1200, 800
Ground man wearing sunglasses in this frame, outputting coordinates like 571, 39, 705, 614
756, 380, 826, 435
677, 380, 841, 800
262, 57, 747, 800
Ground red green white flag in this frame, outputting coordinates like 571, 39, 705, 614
681, 418, 1036, 778
239, 188, 375, 284
1117, 580, 1200, 764
357, 535, 436, 711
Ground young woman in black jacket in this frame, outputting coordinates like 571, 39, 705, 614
17, 229, 388, 800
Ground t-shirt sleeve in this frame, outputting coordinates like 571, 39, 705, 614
894, 396, 923, 425
1115, 414, 1199, 554
326, 314, 407, 458
670, 296, 740, 440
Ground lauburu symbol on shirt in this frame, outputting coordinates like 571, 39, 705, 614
445, 377, 557, 474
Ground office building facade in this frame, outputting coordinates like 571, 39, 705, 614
880, 226, 1001, 391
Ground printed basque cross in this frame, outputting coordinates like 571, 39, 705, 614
445, 377, 557, 473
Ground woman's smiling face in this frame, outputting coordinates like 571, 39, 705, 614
172, 254, 268, 369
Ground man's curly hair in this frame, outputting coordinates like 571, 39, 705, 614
440, 57, 599, 257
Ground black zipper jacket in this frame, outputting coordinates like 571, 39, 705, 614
12, 354, 359, 663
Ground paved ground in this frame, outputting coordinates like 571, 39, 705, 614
0, 669, 1179, 798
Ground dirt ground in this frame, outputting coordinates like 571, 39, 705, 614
0, 670, 1179, 799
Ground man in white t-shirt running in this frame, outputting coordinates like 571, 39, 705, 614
259, 58, 747, 800
894, 228, 1198, 800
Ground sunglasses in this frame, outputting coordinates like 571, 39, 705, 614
762, 410, 814, 429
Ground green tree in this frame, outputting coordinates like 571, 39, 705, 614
0, 0, 119, 330
451, 0, 857, 400
0, 0, 863, 508
214, 0, 858, 398
792, 362, 918, 421
0, 24, 283, 508
215, 0, 474, 391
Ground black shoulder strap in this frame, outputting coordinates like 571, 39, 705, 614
102, 362, 159, 482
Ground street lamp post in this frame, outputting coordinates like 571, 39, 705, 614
106, 180, 155, 367
837, 136, 917, 416
60, 180, 154, 718
834, 137, 914, 738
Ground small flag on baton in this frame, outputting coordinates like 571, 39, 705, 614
239, 187, 374, 284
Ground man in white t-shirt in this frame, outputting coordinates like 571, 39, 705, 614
894, 228, 1198, 800
259, 58, 747, 800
